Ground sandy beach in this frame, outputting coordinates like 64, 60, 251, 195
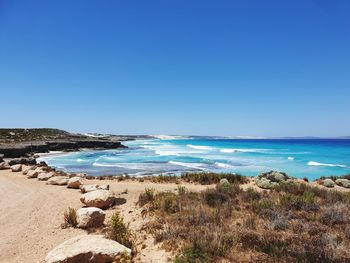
0, 167, 211, 263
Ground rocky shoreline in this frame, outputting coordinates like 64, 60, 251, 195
0, 128, 132, 159
0, 139, 126, 158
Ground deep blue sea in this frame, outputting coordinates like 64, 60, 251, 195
38, 137, 350, 180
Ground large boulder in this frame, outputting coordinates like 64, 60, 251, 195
67, 177, 83, 189
335, 178, 350, 188
22, 166, 36, 175
76, 207, 106, 228
27, 169, 39, 178
47, 176, 69, 186
38, 172, 55, 181
80, 184, 109, 193
80, 190, 114, 209
11, 164, 22, 172
323, 179, 335, 188
0, 162, 11, 170
45, 235, 131, 263
0, 154, 4, 163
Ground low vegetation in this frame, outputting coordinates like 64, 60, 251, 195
140, 181, 350, 262
107, 212, 134, 251
62, 207, 77, 228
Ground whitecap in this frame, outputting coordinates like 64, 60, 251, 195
187, 144, 213, 150
219, 148, 266, 153
214, 162, 234, 169
92, 162, 123, 167
288, 157, 295, 160
307, 161, 347, 168
76, 158, 86, 162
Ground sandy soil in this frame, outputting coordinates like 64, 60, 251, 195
0, 168, 211, 263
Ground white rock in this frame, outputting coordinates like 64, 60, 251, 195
45, 235, 131, 263
11, 164, 22, 172
27, 170, 39, 179
80, 184, 110, 193
80, 190, 114, 209
76, 207, 106, 228
38, 172, 55, 181
0, 162, 11, 170
47, 176, 69, 185
67, 177, 83, 189
22, 166, 35, 175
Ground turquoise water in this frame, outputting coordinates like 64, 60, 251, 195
38, 138, 350, 180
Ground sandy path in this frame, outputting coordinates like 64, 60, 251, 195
0, 169, 84, 263
0, 169, 211, 263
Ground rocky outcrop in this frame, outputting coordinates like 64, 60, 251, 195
67, 177, 83, 189
11, 164, 22, 172
80, 184, 109, 193
8, 157, 36, 165
0, 153, 3, 163
47, 176, 69, 185
80, 190, 113, 209
0, 140, 125, 158
76, 207, 106, 228
45, 235, 131, 263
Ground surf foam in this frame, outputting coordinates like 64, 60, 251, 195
307, 161, 347, 168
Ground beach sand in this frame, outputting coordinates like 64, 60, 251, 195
0, 168, 211, 263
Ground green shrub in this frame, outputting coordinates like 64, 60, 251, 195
252, 199, 274, 212
109, 212, 133, 249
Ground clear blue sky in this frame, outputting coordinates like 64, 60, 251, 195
1, 0, 349, 137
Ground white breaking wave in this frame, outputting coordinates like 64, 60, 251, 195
169, 161, 206, 170
307, 161, 347, 168
151, 135, 189, 140
215, 162, 234, 169
76, 158, 86, 162
288, 157, 295, 160
92, 162, 123, 167
220, 149, 236, 153
187, 144, 213, 150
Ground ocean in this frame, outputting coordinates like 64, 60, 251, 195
38, 137, 350, 180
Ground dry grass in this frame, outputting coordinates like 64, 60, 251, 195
140, 181, 350, 262
62, 207, 77, 228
